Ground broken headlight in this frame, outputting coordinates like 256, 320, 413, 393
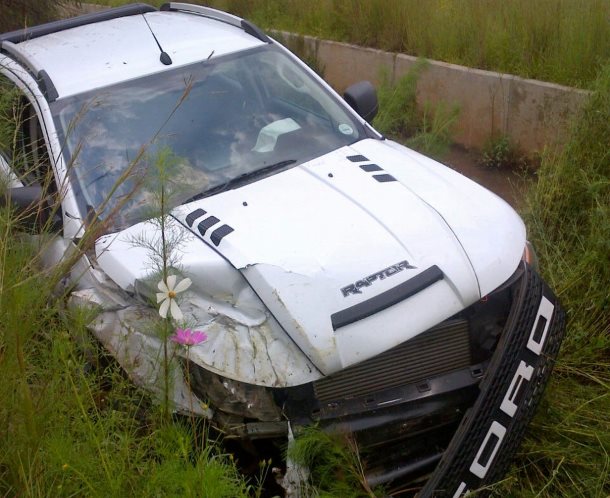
522, 240, 539, 271
187, 361, 282, 422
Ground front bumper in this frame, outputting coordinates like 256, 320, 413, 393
281, 263, 565, 496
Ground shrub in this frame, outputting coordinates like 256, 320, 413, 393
0, 1, 80, 33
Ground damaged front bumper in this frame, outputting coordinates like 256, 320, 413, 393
419, 264, 565, 497
74, 259, 565, 497
275, 262, 566, 496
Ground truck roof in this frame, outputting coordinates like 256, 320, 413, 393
0, 5, 266, 100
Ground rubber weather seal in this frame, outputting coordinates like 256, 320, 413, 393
160, 3, 270, 43
0, 4, 156, 43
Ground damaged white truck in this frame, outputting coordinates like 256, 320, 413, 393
0, 3, 566, 496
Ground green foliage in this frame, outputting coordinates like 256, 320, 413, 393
288, 425, 380, 497
373, 62, 424, 138
507, 62, 610, 497
481, 135, 528, 171
203, 0, 609, 89
523, 63, 609, 343
0, 206, 257, 497
0, 83, 21, 154
0, 0, 81, 33
405, 100, 460, 159
374, 61, 459, 158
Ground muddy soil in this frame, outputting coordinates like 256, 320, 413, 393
442, 145, 533, 209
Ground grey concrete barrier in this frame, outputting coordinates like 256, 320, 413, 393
275, 32, 590, 155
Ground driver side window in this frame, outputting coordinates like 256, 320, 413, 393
0, 75, 55, 190
0, 74, 62, 232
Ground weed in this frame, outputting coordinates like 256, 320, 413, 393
374, 60, 459, 158
373, 61, 424, 138
0, 69, 258, 498
207, 0, 608, 89
288, 425, 381, 497
507, 61, 610, 497
406, 100, 460, 159
0, 0, 81, 32
481, 135, 529, 171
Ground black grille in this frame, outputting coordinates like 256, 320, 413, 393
314, 319, 471, 403
419, 265, 566, 497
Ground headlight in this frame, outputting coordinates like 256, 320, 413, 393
186, 361, 282, 422
522, 240, 539, 271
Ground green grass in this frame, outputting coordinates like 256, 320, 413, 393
95, 0, 610, 88
0, 0, 80, 32
0, 210, 260, 497
372, 61, 460, 159
508, 61, 610, 498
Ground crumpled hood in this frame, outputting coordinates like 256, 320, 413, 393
172, 139, 525, 374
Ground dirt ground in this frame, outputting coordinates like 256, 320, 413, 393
442, 145, 532, 209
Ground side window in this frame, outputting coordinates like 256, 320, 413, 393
0, 75, 54, 190
0, 76, 22, 162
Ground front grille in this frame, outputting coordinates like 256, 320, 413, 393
314, 319, 471, 403
420, 265, 566, 497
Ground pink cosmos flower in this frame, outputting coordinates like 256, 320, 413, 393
170, 328, 208, 346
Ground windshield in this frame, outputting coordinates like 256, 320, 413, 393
52, 45, 365, 231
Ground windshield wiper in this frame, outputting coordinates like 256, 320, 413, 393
186, 159, 296, 203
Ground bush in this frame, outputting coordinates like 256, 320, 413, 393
373, 60, 459, 159
508, 62, 610, 497
0, 1, 79, 33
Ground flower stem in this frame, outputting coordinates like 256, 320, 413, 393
160, 182, 170, 422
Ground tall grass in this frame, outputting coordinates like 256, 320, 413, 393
0, 0, 80, 32
0, 215, 264, 492
509, 62, 610, 497
95, 0, 609, 88
212, 0, 609, 89
372, 61, 460, 159
0, 85, 260, 498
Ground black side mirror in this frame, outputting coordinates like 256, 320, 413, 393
344, 81, 378, 122
1, 185, 60, 232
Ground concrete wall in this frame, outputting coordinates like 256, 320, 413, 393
276, 32, 590, 154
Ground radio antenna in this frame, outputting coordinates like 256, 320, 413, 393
142, 14, 172, 66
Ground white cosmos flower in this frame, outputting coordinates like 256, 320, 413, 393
156, 275, 192, 320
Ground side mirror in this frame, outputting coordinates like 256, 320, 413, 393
1, 185, 60, 233
344, 81, 378, 122
0, 151, 23, 188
